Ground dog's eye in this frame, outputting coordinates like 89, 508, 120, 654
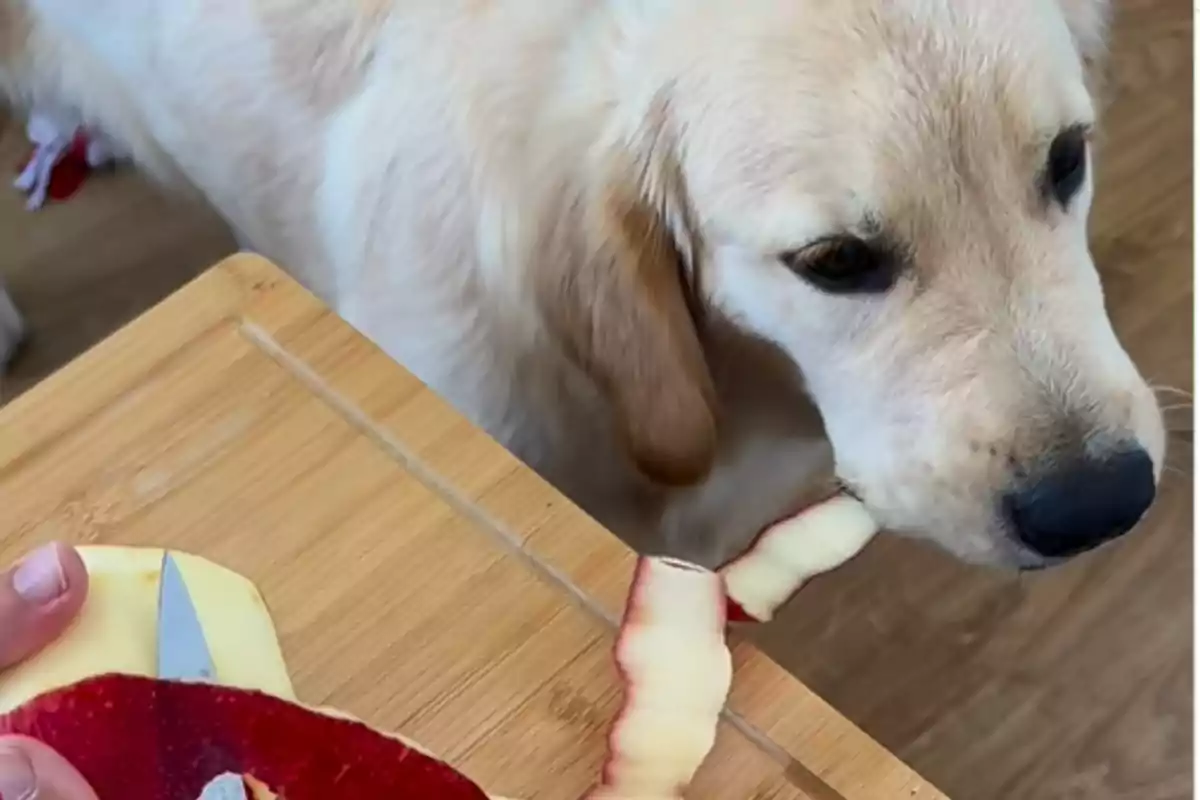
1045, 125, 1089, 208
780, 235, 896, 295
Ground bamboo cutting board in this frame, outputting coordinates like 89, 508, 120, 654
0, 254, 948, 800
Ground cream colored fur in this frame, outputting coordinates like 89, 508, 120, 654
0, 0, 1165, 568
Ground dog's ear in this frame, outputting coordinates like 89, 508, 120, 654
1057, 0, 1111, 90
537, 150, 718, 487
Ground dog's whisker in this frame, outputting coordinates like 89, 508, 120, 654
1151, 384, 1194, 401
1161, 465, 1191, 483
1161, 447, 1194, 476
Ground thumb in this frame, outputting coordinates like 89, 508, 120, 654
0, 543, 89, 669
0, 737, 98, 800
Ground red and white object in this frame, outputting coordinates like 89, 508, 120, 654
0, 547, 515, 800
592, 557, 733, 799
721, 494, 879, 623
0, 674, 494, 799
13, 109, 115, 210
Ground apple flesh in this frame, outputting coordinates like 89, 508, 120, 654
0, 546, 294, 714
720, 494, 878, 623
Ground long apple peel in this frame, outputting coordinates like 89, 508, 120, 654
720, 494, 878, 623
592, 557, 732, 799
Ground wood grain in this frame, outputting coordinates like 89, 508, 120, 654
0, 255, 945, 800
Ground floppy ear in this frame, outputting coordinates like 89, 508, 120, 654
537, 150, 718, 487
1057, 0, 1111, 90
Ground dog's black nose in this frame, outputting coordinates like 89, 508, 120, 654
1006, 448, 1156, 559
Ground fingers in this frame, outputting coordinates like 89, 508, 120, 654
0, 547, 95, 800
0, 543, 89, 670
0, 736, 99, 800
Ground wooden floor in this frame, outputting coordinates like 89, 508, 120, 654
0, 3, 1192, 799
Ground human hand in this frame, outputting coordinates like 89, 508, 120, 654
0, 542, 98, 800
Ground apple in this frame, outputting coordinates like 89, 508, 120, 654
0, 673, 494, 798
0, 546, 497, 799
0, 546, 293, 714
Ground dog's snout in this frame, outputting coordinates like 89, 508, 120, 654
1005, 448, 1156, 559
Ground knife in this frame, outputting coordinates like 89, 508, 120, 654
156, 551, 249, 800
156, 551, 217, 683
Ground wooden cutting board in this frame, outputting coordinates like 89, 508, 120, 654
0, 254, 948, 800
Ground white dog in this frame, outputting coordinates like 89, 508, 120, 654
0, 0, 1165, 569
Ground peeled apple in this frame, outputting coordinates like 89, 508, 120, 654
0, 546, 294, 713
0, 545, 495, 799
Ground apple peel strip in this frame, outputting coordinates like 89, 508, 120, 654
591, 557, 733, 799
721, 493, 879, 623
591, 494, 877, 798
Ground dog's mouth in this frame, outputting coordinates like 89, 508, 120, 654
834, 479, 864, 504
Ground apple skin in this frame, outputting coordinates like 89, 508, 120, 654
0, 673, 491, 800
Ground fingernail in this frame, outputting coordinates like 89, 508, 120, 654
12, 544, 67, 606
0, 745, 37, 800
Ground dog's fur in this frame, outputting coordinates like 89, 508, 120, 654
0, 0, 1165, 568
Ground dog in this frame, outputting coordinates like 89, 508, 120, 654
0, 0, 1166, 570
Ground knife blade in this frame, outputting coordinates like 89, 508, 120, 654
155, 551, 217, 683
199, 773, 250, 800
155, 553, 248, 800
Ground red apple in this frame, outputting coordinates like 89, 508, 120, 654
0, 673, 492, 799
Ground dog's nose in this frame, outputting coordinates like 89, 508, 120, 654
1005, 448, 1156, 559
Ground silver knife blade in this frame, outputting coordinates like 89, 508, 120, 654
156, 551, 217, 682
199, 773, 249, 800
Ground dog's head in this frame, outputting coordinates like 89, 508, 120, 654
541, 0, 1165, 568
